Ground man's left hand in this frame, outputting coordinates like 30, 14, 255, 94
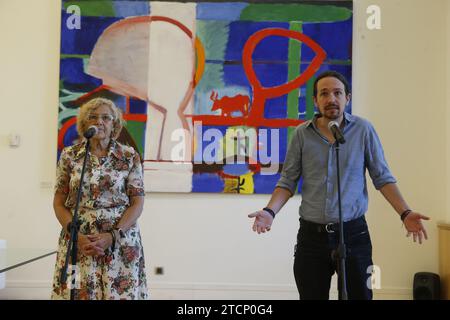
404, 212, 430, 244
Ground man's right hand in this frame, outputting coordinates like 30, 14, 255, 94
248, 210, 274, 234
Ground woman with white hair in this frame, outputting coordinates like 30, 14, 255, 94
51, 97, 148, 300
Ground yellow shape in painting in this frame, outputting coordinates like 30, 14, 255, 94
223, 172, 254, 194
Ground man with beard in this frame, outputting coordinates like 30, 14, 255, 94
248, 70, 429, 300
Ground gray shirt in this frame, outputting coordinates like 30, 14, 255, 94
276, 112, 396, 224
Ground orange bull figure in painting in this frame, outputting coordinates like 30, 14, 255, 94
210, 91, 250, 117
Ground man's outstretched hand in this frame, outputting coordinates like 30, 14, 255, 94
248, 210, 274, 234
404, 212, 430, 244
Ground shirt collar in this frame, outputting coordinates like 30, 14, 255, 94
343, 112, 354, 123
72, 139, 124, 161
109, 140, 125, 161
73, 141, 87, 161
307, 112, 354, 128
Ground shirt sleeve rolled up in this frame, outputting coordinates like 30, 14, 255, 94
276, 126, 303, 195
364, 123, 397, 190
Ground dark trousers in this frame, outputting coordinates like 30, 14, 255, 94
293, 216, 373, 300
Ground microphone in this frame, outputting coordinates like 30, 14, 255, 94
83, 126, 98, 139
328, 121, 345, 144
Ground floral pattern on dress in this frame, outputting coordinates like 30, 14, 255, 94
51, 140, 148, 300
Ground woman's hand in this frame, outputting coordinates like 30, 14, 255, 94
84, 233, 113, 256
78, 233, 108, 256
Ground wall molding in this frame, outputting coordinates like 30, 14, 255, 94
0, 280, 412, 300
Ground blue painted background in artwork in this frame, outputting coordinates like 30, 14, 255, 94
301, 18, 352, 61
192, 173, 225, 193
223, 163, 252, 176
225, 21, 290, 62
197, 2, 248, 21
113, 0, 150, 17
60, 13, 121, 55
264, 96, 288, 119
253, 63, 288, 91
129, 98, 148, 114
253, 173, 280, 194
222, 64, 250, 89
60, 58, 102, 91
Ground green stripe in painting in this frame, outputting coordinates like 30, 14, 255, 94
240, 4, 352, 22
326, 59, 352, 65
287, 22, 302, 141
306, 76, 316, 121
61, 54, 90, 59
63, 1, 115, 17
124, 121, 145, 157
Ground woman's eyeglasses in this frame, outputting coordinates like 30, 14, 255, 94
88, 114, 114, 122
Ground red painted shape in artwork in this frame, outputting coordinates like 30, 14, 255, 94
105, 15, 193, 39
123, 114, 147, 122
191, 28, 326, 128
188, 114, 304, 128
58, 116, 77, 151
242, 28, 326, 123
209, 91, 250, 117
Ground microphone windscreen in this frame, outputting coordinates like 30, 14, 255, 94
83, 126, 98, 139
328, 121, 339, 130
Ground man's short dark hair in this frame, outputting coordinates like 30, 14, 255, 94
313, 70, 351, 97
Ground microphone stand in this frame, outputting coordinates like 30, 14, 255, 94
335, 137, 348, 300
334, 139, 348, 300
60, 138, 91, 300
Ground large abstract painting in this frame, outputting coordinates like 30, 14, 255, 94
58, 0, 353, 194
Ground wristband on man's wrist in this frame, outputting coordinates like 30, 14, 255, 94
263, 207, 276, 219
400, 209, 412, 221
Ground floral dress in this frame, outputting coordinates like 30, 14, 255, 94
51, 140, 148, 300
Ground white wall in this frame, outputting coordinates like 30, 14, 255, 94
0, 0, 448, 300
353, 0, 447, 293
0, 0, 62, 298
